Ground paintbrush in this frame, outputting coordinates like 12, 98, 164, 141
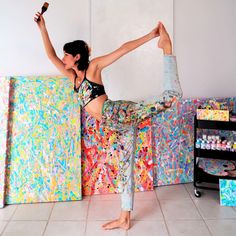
37, 2, 49, 21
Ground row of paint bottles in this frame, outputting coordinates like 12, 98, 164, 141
195, 135, 236, 151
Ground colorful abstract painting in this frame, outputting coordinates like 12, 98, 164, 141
220, 179, 236, 206
0, 77, 10, 208
81, 111, 153, 195
1, 73, 236, 207
4, 76, 81, 204
152, 100, 187, 186
152, 97, 236, 187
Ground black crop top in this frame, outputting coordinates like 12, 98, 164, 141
74, 72, 106, 107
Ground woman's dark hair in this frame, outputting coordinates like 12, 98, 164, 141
63, 40, 90, 71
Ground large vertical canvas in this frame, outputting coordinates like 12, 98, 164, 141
5, 77, 82, 204
153, 97, 236, 186
81, 113, 153, 195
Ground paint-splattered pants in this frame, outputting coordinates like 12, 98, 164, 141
100, 55, 182, 211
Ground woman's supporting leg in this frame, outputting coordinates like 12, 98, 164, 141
102, 126, 137, 230
120, 126, 136, 210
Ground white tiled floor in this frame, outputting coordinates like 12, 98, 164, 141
1, 183, 236, 236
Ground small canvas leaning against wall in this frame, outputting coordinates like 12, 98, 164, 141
220, 179, 236, 206
3, 76, 82, 205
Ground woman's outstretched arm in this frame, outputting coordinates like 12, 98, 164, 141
34, 13, 75, 82
92, 22, 161, 71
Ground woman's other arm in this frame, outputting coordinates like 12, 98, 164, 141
34, 13, 75, 82
91, 22, 161, 71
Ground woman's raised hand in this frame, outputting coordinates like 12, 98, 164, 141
150, 22, 161, 38
34, 12, 46, 29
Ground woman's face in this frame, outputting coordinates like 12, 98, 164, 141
62, 52, 78, 69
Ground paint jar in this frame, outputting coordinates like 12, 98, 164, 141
216, 140, 222, 151
206, 141, 211, 150
195, 139, 201, 149
221, 143, 227, 151
226, 141, 232, 151
233, 142, 236, 152
211, 140, 216, 150
211, 135, 216, 141
200, 140, 206, 149
230, 142, 235, 152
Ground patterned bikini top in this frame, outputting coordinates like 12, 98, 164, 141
74, 71, 106, 108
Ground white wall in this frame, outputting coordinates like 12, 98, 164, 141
0, 0, 173, 101
174, 0, 236, 98
0, 0, 90, 76
1, 0, 236, 100
91, 0, 173, 101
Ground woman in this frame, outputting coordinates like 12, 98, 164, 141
34, 12, 182, 230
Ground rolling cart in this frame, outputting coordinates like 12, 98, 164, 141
193, 115, 236, 197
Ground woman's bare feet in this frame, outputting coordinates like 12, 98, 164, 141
158, 22, 172, 55
102, 211, 131, 230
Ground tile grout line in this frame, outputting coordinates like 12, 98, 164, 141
232, 206, 236, 213
42, 202, 55, 236
1, 204, 19, 235
183, 184, 214, 236
154, 187, 171, 236
84, 196, 91, 236
183, 184, 204, 217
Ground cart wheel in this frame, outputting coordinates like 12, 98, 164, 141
194, 189, 201, 198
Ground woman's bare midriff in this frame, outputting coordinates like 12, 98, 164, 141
84, 94, 108, 121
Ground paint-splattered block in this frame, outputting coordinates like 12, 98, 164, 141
220, 179, 236, 206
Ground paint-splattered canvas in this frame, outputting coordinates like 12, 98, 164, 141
4, 76, 82, 204
81, 111, 153, 195
220, 179, 236, 206
152, 97, 236, 187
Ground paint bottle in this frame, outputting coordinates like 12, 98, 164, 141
206, 141, 211, 150
226, 141, 232, 151
212, 135, 216, 141
221, 142, 227, 151
211, 140, 216, 150
230, 142, 235, 152
195, 139, 201, 149
200, 140, 206, 149
233, 142, 236, 152
216, 140, 222, 151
